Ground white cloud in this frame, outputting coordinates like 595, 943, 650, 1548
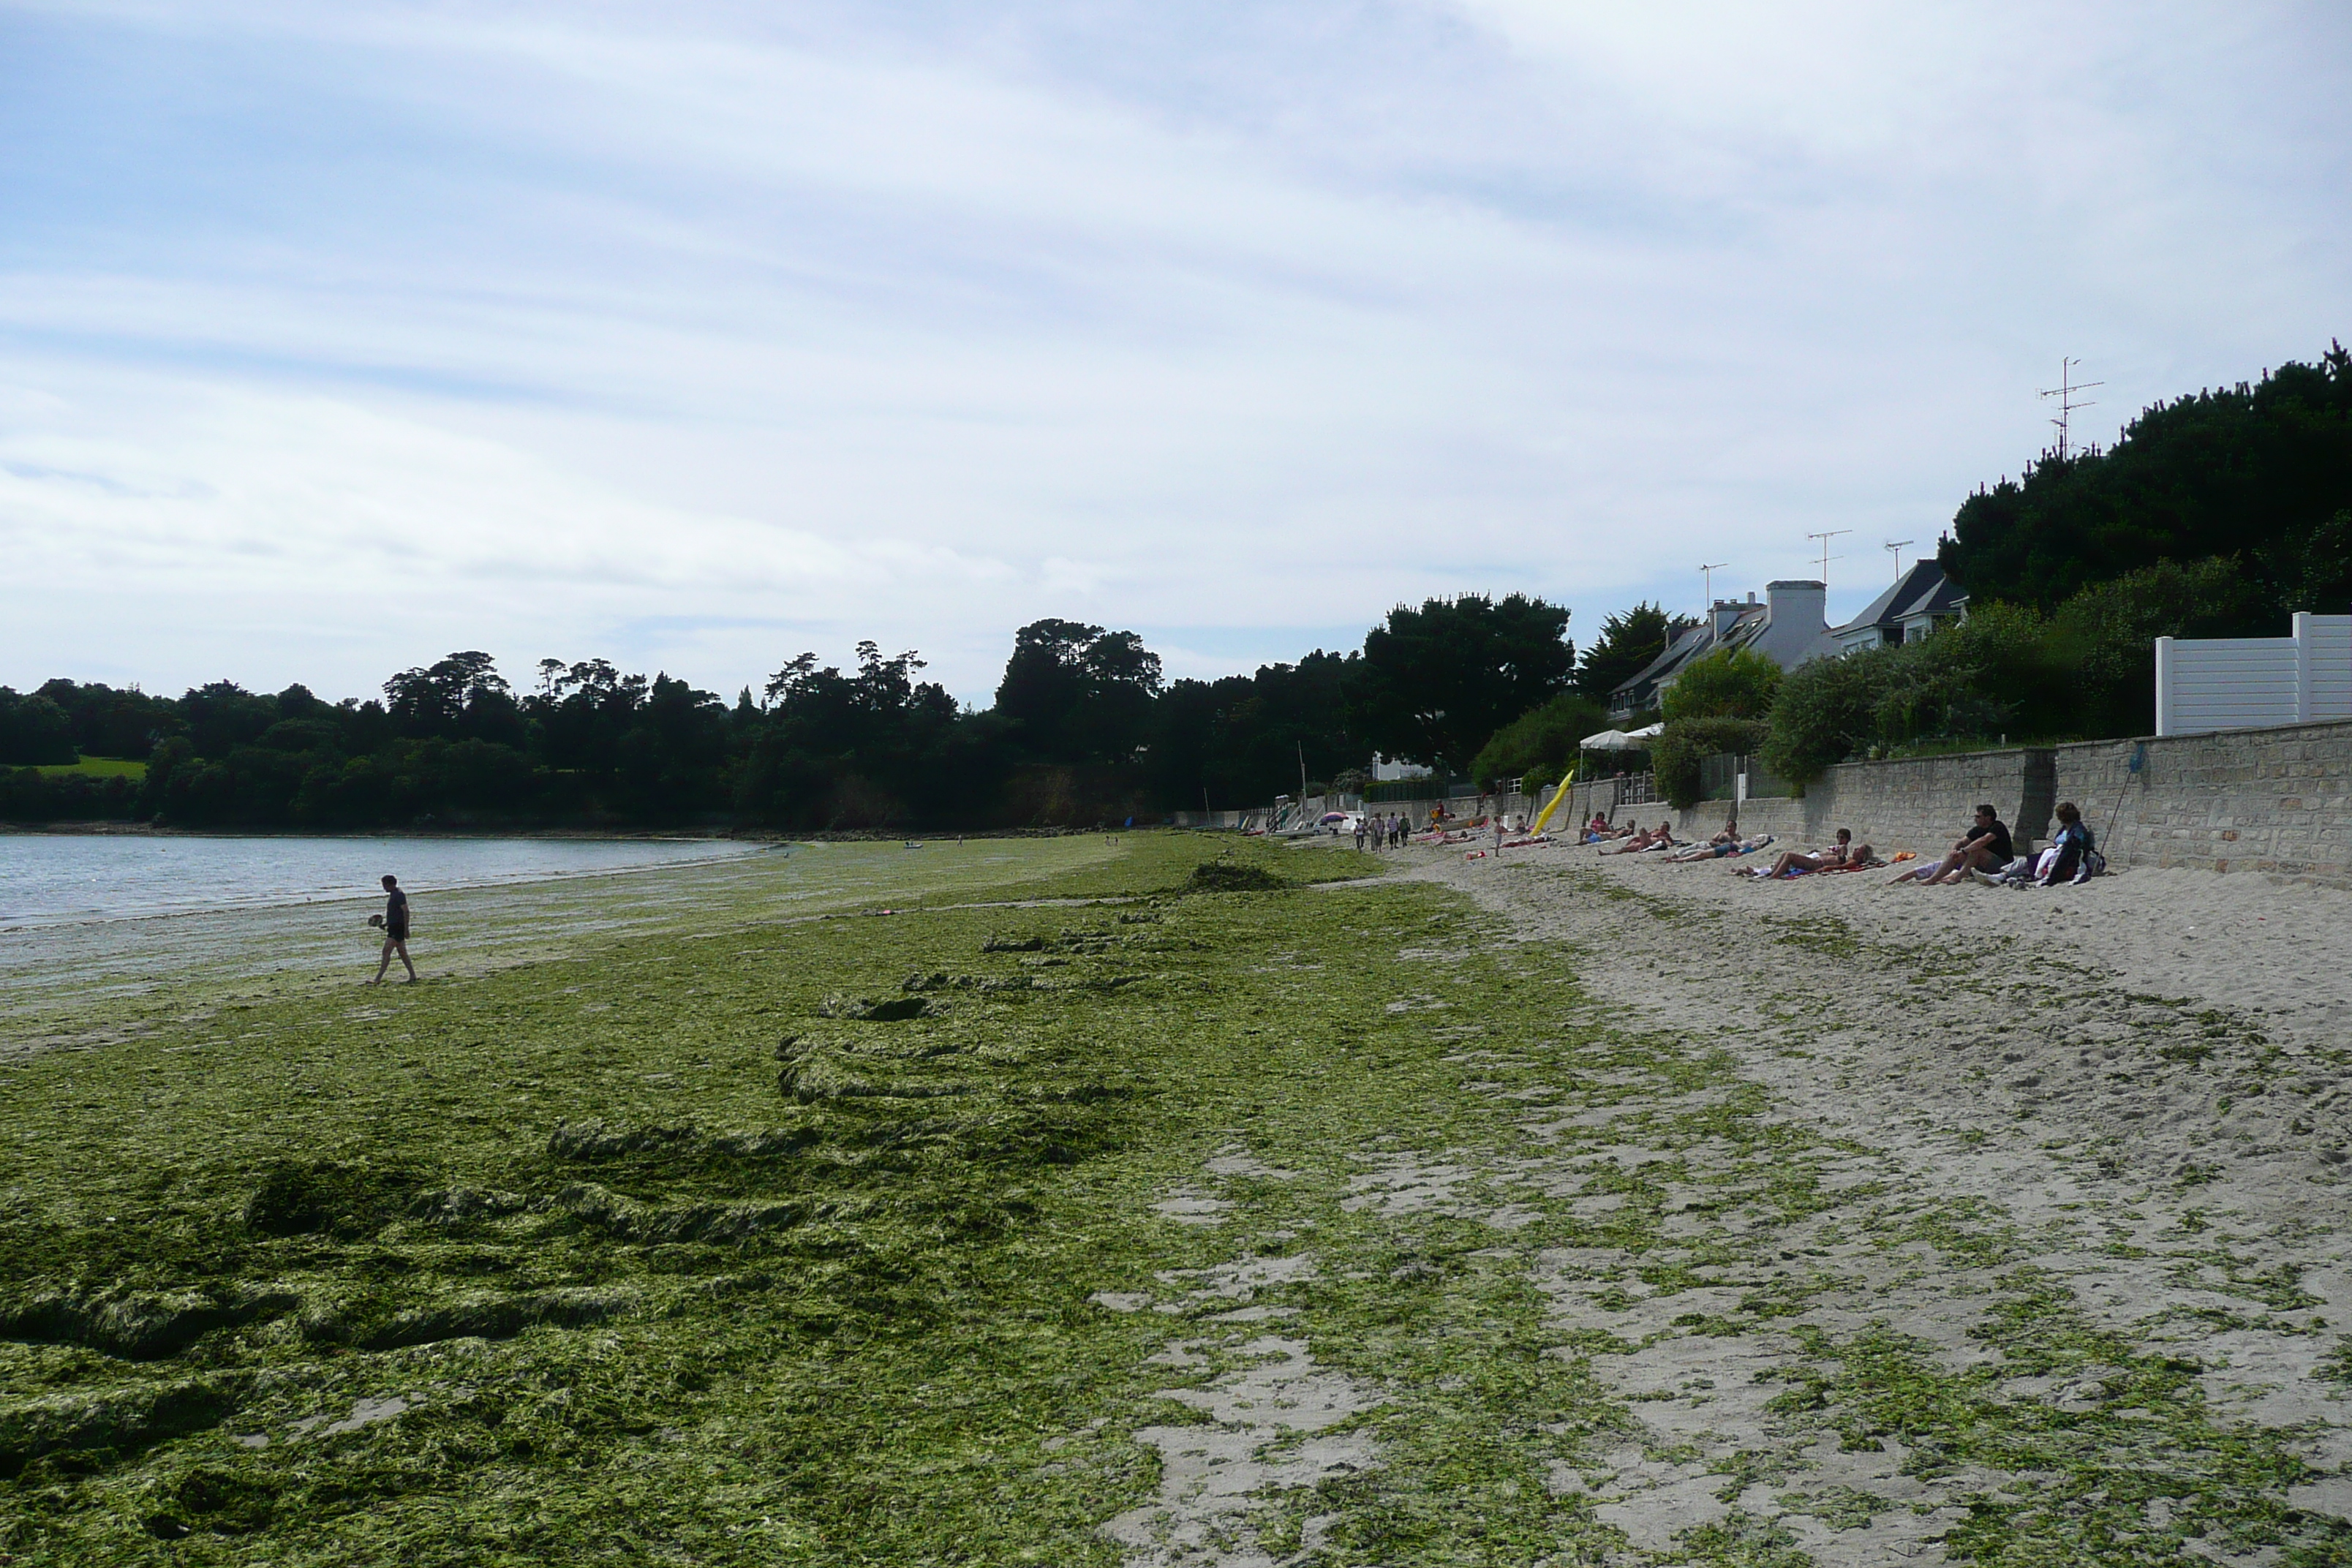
0, 0, 2345, 700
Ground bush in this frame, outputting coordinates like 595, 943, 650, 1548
1660, 647, 1781, 721
1760, 655, 1889, 788
1654, 717, 1769, 809
1469, 693, 1608, 792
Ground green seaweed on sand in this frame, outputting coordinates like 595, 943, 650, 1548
3, 831, 2345, 1564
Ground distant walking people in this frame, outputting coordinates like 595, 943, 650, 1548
369, 874, 418, 984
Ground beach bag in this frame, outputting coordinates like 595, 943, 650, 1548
2076, 848, 2106, 883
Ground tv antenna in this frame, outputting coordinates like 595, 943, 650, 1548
1698, 562, 1728, 613
1885, 538, 1914, 582
2038, 357, 2103, 461
1804, 529, 1850, 586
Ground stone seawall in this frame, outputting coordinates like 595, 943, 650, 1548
1548, 717, 2352, 888
2053, 720, 2352, 881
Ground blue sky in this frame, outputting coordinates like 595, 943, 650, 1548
2, 1, 2347, 706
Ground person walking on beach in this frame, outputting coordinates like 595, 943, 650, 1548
369, 874, 417, 984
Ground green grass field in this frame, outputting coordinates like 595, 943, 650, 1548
28, 758, 147, 780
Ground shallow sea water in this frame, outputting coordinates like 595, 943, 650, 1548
0, 833, 758, 928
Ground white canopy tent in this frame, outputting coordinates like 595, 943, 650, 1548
1579, 723, 1662, 750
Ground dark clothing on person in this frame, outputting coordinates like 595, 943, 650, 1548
2046, 822, 2093, 883
1968, 818, 2013, 864
385, 887, 410, 940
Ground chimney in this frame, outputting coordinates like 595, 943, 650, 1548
1710, 598, 1745, 640
1763, 581, 1827, 663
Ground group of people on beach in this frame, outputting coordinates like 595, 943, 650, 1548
1885, 800, 2101, 886
1353, 813, 1411, 851
1579, 800, 2102, 887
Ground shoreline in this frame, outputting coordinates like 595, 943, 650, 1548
0, 837, 774, 935
0, 820, 774, 840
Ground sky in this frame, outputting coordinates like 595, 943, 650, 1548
2, 1, 2347, 708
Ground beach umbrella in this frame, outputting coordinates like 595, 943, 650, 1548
1579, 728, 1637, 750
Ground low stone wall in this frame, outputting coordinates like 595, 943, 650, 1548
2052, 720, 2352, 881
1545, 718, 2352, 888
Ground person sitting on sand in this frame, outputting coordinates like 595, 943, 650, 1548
369, 873, 417, 985
1760, 829, 1853, 878
1707, 816, 1741, 847
2031, 801, 2097, 885
1888, 804, 2013, 885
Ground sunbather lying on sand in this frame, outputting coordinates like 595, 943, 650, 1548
1760, 829, 1852, 878
1666, 833, 1772, 862
1706, 815, 1741, 847
1599, 819, 1675, 855
1743, 832, 1880, 878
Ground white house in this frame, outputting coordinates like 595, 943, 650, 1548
1830, 561, 1968, 655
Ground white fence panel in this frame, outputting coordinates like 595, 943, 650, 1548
2155, 614, 2352, 736
2307, 614, 2352, 719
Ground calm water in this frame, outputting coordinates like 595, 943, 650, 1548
0, 834, 761, 928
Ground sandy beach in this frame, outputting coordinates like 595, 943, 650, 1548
1354, 837, 2352, 1558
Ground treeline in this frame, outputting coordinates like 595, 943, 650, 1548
1, 595, 1624, 830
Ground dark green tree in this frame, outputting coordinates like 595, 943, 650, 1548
1940, 340, 2352, 614
385, 652, 525, 746
1573, 603, 1669, 705
34, 679, 185, 759
993, 619, 1164, 766
1150, 651, 1362, 807
0, 688, 77, 766
177, 681, 279, 761
1346, 593, 1574, 776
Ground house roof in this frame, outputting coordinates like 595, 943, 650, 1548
1610, 621, 1719, 701
1834, 560, 1966, 636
